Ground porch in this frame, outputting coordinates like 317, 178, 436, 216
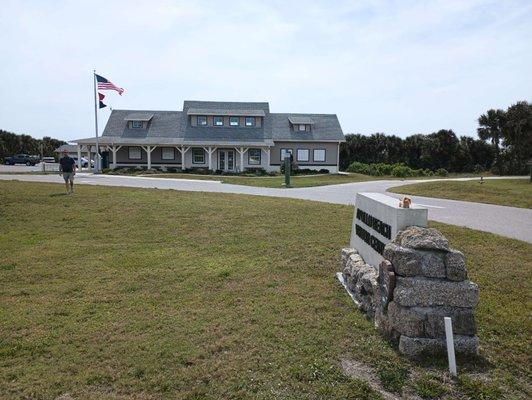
73, 142, 273, 172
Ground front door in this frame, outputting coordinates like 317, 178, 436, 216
218, 149, 235, 171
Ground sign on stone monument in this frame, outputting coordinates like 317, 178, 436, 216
350, 192, 428, 267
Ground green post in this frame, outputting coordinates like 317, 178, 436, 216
284, 155, 291, 188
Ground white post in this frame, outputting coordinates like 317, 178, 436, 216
239, 147, 244, 172
77, 145, 82, 170
142, 145, 155, 169
110, 145, 122, 169
444, 317, 457, 376
208, 147, 212, 171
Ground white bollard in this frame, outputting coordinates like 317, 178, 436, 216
444, 317, 457, 376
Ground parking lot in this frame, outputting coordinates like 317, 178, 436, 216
0, 163, 60, 173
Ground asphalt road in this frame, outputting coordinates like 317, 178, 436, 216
1, 173, 530, 243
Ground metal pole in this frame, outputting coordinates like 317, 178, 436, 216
93, 70, 100, 174
444, 317, 457, 376
40, 142, 44, 173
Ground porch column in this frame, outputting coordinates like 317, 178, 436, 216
176, 146, 190, 171
236, 147, 248, 172
77, 145, 82, 170
264, 147, 271, 170
110, 145, 122, 169
203, 147, 217, 171
141, 145, 156, 169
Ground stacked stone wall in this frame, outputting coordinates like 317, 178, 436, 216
341, 226, 479, 358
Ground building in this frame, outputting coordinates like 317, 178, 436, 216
73, 101, 345, 173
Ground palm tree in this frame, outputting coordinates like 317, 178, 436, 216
477, 109, 506, 171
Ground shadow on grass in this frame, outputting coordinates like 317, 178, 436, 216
49, 192, 68, 197
415, 352, 494, 374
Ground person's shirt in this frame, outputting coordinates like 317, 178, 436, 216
59, 156, 75, 173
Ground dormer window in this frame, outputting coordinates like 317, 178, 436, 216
131, 121, 142, 129
230, 117, 239, 126
214, 116, 224, 126
197, 116, 207, 126
245, 117, 255, 127
298, 124, 306, 131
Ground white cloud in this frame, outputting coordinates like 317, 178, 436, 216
0, 0, 531, 140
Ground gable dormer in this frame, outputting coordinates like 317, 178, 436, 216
187, 108, 265, 128
124, 113, 154, 129
288, 116, 314, 132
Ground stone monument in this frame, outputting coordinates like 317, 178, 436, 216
340, 193, 479, 357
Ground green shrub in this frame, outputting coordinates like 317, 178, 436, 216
392, 164, 414, 177
374, 163, 394, 176
436, 168, 448, 177
347, 161, 370, 174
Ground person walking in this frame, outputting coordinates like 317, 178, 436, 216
59, 150, 76, 194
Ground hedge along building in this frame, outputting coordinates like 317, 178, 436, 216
72, 101, 345, 173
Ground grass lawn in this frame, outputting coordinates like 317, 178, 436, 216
389, 178, 532, 208
0, 181, 530, 399
137, 172, 381, 188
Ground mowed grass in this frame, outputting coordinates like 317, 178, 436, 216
389, 178, 532, 208
0, 181, 530, 399
138, 172, 380, 188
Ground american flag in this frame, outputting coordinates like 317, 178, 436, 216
95, 74, 124, 95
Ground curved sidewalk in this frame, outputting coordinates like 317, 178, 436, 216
1, 173, 530, 243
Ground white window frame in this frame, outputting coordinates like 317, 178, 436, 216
297, 149, 309, 162
248, 148, 261, 165
197, 116, 207, 126
161, 147, 175, 160
192, 148, 205, 164
245, 117, 255, 127
131, 121, 142, 129
128, 146, 142, 160
313, 149, 326, 162
229, 116, 239, 126
214, 116, 224, 126
280, 148, 293, 161
298, 124, 306, 131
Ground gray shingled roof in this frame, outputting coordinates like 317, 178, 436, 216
288, 116, 315, 125
74, 101, 344, 145
271, 113, 343, 141
187, 108, 266, 117
124, 112, 154, 121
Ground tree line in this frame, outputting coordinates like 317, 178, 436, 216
340, 101, 531, 175
0, 130, 66, 161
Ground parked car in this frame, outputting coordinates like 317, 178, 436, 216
71, 156, 94, 168
4, 154, 40, 166
42, 157, 56, 163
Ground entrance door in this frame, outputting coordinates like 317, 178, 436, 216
218, 149, 235, 171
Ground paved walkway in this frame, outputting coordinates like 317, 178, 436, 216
1, 173, 530, 243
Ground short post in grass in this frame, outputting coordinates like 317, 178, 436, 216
284, 155, 291, 187
444, 317, 457, 376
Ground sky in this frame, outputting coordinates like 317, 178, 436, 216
0, 0, 531, 141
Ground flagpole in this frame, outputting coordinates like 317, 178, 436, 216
93, 69, 100, 173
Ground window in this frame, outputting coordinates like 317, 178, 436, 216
197, 116, 207, 126
161, 147, 175, 160
245, 117, 255, 127
280, 148, 293, 160
297, 149, 309, 162
313, 149, 326, 162
214, 116, 224, 126
128, 146, 142, 160
248, 148, 261, 165
131, 121, 142, 129
192, 148, 205, 164
229, 116, 239, 126
298, 124, 306, 131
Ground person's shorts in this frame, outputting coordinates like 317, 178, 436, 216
63, 172, 75, 182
